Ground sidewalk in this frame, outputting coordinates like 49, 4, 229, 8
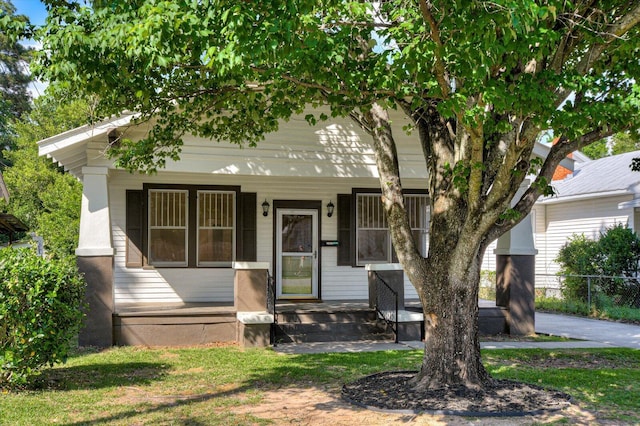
273, 312, 640, 355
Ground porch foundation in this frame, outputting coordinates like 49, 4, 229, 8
233, 262, 273, 347
496, 255, 536, 335
366, 264, 404, 309
77, 256, 114, 348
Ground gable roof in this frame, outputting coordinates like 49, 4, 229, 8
38, 111, 574, 181
38, 113, 139, 179
541, 150, 640, 204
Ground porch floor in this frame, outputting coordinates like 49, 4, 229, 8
276, 298, 497, 311
115, 302, 235, 316
114, 299, 498, 315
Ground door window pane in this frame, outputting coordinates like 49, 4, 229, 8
281, 255, 313, 294
281, 215, 313, 253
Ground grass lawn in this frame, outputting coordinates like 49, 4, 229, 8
1, 345, 639, 425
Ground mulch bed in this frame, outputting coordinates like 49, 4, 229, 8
342, 371, 572, 416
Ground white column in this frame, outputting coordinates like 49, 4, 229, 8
494, 179, 537, 335
495, 180, 538, 256
76, 166, 114, 256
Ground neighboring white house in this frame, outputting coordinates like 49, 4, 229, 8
533, 149, 640, 285
38, 108, 556, 345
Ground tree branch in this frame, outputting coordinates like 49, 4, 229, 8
485, 123, 622, 243
250, 66, 397, 98
575, 2, 640, 75
419, 0, 450, 98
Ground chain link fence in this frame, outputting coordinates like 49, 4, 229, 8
480, 271, 640, 310
537, 274, 640, 309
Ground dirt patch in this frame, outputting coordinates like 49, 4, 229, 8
230, 385, 599, 425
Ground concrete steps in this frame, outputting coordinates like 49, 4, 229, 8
274, 308, 394, 343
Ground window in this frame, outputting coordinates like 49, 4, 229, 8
197, 191, 235, 266
406, 194, 430, 257
355, 192, 429, 265
146, 186, 236, 267
148, 189, 188, 266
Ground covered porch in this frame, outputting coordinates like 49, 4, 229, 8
110, 296, 510, 347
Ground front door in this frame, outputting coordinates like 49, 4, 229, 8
276, 209, 318, 299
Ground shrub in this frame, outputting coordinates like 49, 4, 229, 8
556, 234, 600, 300
0, 248, 85, 387
556, 224, 640, 303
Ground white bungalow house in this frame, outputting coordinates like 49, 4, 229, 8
38, 108, 563, 347
533, 149, 640, 287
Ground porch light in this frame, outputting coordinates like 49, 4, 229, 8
327, 200, 335, 218
262, 199, 270, 217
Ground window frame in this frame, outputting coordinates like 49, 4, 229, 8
353, 189, 429, 266
143, 184, 241, 268
196, 190, 236, 267
147, 188, 189, 267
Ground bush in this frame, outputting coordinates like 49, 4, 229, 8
555, 234, 600, 300
556, 224, 640, 302
0, 248, 85, 387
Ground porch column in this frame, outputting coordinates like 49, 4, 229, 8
495, 180, 537, 336
234, 262, 274, 347
366, 263, 404, 309
76, 166, 114, 348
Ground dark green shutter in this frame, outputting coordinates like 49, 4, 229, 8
126, 190, 144, 267
237, 192, 257, 261
337, 193, 352, 266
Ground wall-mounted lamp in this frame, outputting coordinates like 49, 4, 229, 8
262, 199, 270, 217
326, 200, 335, 218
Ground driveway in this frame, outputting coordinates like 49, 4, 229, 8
535, 312, 640, 349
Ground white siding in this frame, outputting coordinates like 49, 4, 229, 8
86, 110, 427, 180
535, 195, 633, 279
109, 170, 425, 304
480, 240, 498, 272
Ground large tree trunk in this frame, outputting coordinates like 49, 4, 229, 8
412, 233, 492, 389
363, 102, 493, 390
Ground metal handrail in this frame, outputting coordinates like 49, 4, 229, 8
266, 271, 277, 346
373, 271, 399, 344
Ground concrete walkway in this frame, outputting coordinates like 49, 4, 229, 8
273, 312, 640, 354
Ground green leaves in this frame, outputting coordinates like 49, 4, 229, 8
32, 0, 640, 213
0, 248, 85, 387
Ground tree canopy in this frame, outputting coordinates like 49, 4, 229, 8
33, 1, 640, 390
0, 0, 32, 166
583, 129, 640, 159
1, 96, 85, 257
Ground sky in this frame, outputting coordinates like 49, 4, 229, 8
12, 1, 49, 96
14, 0, 47, 26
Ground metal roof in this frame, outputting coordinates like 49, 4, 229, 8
546, 150, 640, 201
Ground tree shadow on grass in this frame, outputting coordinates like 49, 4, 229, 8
60, 384, 260, 426
18, 348, 616, 425
35, 362, 169, 391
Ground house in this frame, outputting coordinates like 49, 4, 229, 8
38, 109, 562, 347
533, 149, 640, 288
